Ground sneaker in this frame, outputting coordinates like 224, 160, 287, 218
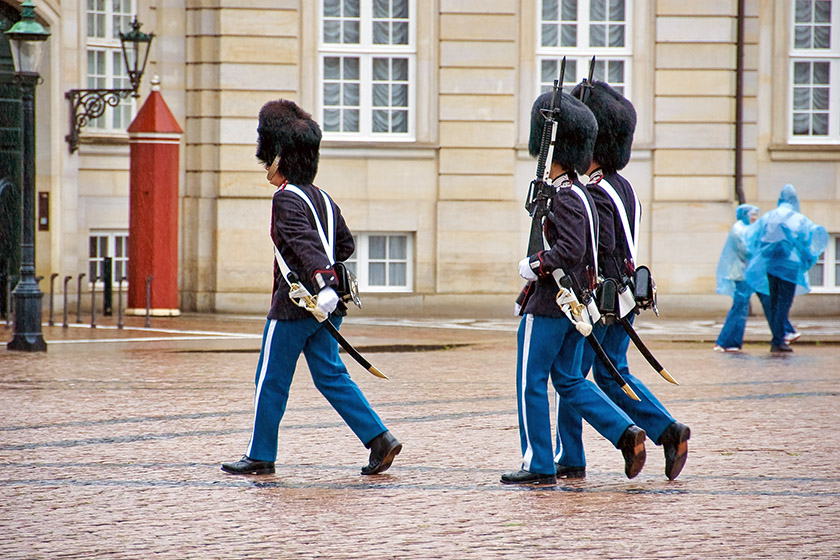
784, 331, 801, 344
770, 344, 793, 353
713, 345, 740, 353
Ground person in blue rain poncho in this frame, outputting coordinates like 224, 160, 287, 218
745, 184, 828, 353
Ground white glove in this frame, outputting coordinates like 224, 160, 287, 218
518, 257, 538, 281
316, 286, 339, 316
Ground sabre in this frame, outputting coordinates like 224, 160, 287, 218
620, 317, 679, 385
286, 271, 388, 379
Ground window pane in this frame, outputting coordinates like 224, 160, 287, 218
809, 262, 824, 286
813, 86, 829, 110
369, 263, 386, 285
812, 112, 828, 135
324, 20, 341, 43
392, 84, 408, 106
543, 0, 558, 21
344, 21, 360, 43
373, 110, 389, 132
609, 24, 625, 47
373, 0, 389, 18
796, 0, 812, 23
388, 263, 406, 286
324, 57, 340, 79
373, 21, 389, 44
324, 82, 340, 105
590, 24, 605, 47
373, 57, 389, 81
608, 60, 624, 83
610, 0, 625, 21
814, 25, 830, 48
794, 61, 810, 84
324, 109, 340, 131
813, 62, 829, 84
344, 58, 359, 80
542, 23, 558, 47
562, 0, 577, 20
590, 0, 606, 21
793, 112, 810, 134
795, 25, 812, 49
389, 236, 407, 259
324, 0, 340, 18
369, 236, 386, 258
814, 0, 831, 22
561, 24, 577, 47
392, 110, 408, 132
344, 83, 359, 106
392, 58, 408, 81
373, 84, 389, 107
394, 0, 409, 19
393, 22, 409, 44
542, 59, 558, 83
344, 109, 359, 132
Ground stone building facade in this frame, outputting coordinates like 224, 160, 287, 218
1, 0, 838, 319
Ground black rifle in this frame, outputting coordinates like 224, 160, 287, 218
525, 57, 566, 257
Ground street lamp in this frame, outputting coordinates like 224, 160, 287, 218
5, 0, 50, 352
64, 17, 154, 153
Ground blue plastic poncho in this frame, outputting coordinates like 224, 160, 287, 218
716, 204, 759, 297
745, 184, 828, 295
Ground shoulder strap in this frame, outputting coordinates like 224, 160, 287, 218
282, 184, 335, 265
598, 178, 639, 263
570, 185, 599, 274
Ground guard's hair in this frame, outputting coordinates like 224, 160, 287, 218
256, 100, 321, 185
570, 80, 636, 173
528, 91, 598, 175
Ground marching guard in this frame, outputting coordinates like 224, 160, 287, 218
552, 79, 691, 481
221, 100, 401, 477
501, 86, 647, 486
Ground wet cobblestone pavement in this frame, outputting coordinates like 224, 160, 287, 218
2, 313, 839, 558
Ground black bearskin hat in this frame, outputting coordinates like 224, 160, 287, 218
528, 91, 598, 175
570, 80, 636, 173
256, 99, 321, 185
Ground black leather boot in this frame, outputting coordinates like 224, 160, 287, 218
221, 455, 275, 475
659, 422, 690, 480
555, 463, 586, 479
617, 425, 646, 479
361, 431, 402, 475
500, 469, 557, 486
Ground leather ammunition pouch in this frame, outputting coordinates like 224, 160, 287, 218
632, 265, 657, 313
596, 278, 620, 325
334, 262, 361, 308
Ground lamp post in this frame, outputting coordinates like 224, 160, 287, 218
65, 17, 154, 153
5, 0, 50, 352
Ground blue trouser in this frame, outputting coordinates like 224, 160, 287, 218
767, 274, 796, 347
555, 314, 675, 468
246, 316, 387, 462
516, 314, 633, 475
717, 281, 794, 349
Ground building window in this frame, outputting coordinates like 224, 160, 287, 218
319, 0, 415, 140
537, 0, 632, 96
89, 232, 129, 287
345, 233, 413, 292
809, 233, 840, 292
86, 0, 135, 130
789, 0, 840, 142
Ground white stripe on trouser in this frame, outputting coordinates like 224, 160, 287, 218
247, 319, 276, 457
520, 314, 534, 471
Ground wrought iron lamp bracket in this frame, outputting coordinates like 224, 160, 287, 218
65, 88, 136, 153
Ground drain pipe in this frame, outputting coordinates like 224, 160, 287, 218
734, 0, 746, 204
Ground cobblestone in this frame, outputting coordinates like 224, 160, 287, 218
1, 313, 839, 558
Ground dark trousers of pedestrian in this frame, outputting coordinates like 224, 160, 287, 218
767, 273, 796, 348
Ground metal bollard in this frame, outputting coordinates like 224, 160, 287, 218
4, 275, 12, 328
76, 273, 86, 323
90, 276, 97, 329
63, 275, 72, 328
103, 257, 112, 316
145, 275, 153, 328
49, 273, 58, 326
117, 276, 124, 329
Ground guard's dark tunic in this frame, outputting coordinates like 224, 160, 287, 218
589, 168, 638, 282
520, 172, 599, 318
268, 183, 354, 320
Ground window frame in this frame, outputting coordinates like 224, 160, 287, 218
85, 0, 136, 132
787, 0, 840, 144
345, 232, 414, 293
317, 0, 417, 141
88, 231, 129, 289
809, 233, 840, 293
536, 0, 634, 98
